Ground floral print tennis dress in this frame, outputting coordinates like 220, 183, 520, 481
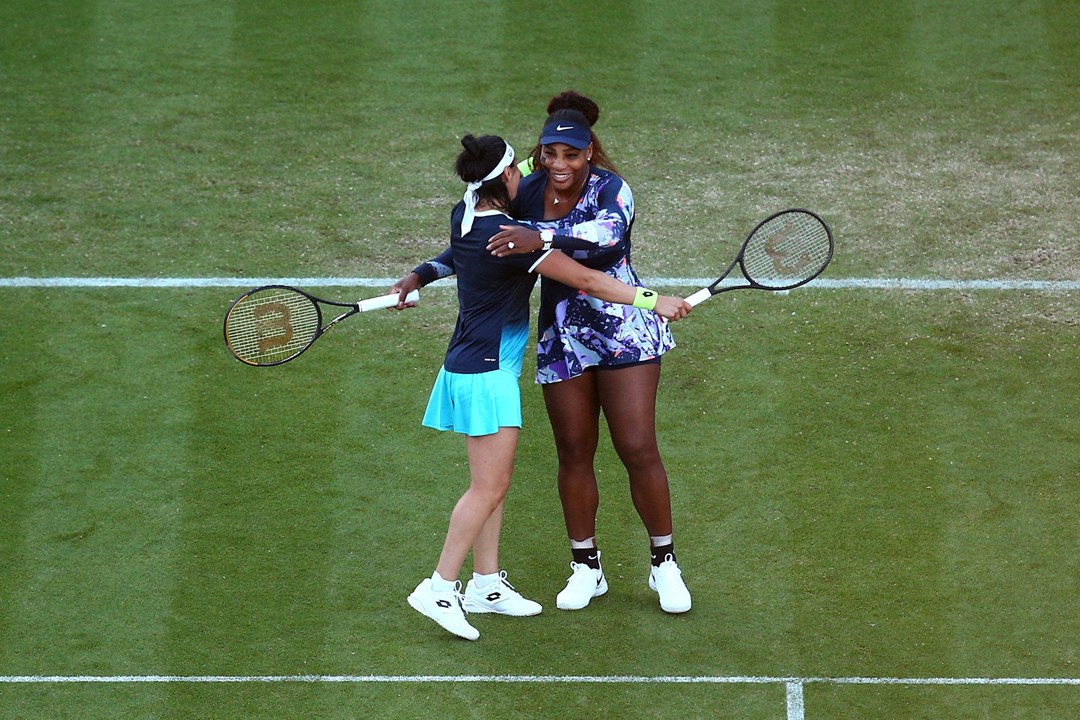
509, 165, 676, 384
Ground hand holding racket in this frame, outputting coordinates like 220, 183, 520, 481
686, 209, 833, 306
223, 285, 419, 366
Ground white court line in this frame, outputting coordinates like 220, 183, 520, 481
787, 681, 806, 720
0, 276, 1077, 291
5, 673, 1075, 720
2, 674, 1078, 684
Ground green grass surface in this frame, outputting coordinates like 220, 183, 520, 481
1, 0, 1078, 718
2, 290, 1077, 718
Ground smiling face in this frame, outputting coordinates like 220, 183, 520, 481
540, 142, 592, 193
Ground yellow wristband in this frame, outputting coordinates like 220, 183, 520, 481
632, 287, 658, 311
517, 157, 536, 176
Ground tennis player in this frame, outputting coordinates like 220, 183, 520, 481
404, 134, 690, 641
491, 92, 695, 615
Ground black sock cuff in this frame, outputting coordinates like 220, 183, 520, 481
650, 543, 675, 567
571, 547, 601, 569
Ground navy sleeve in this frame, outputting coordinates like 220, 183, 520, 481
412, 246, 455, 285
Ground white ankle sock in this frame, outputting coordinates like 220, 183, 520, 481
431, 571, 455, 592
472, 571, 500, 588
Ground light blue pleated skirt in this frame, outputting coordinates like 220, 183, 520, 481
422, 367, 522, 437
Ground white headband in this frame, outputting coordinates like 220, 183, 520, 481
461, 142, 515, 236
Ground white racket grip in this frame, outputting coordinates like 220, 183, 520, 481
685, 288, 712, 307
356, 289, 419, 312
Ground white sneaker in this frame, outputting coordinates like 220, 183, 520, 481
556, 555, 608, 610
648, 554, 692, 614
464, 571, 543, 616
407, 578, 480, 640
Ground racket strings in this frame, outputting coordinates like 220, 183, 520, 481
225, 289, 320, 364
742, 212, 832, 288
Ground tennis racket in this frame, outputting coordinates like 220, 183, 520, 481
223, 285, 419, 366
685, 209, 833, 306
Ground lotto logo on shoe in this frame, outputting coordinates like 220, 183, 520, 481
436, 599, 452, 609
462, 572, 543, 616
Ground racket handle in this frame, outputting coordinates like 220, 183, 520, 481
685, 288, 711, 307
357, 289, 419, 312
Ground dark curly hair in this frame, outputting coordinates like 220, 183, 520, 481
546, 90, 600, 125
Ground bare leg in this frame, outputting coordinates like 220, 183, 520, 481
542, 373, 601, 541
596, 363, 673, 537
471, 500, 504, 575
435, 428, 519, 581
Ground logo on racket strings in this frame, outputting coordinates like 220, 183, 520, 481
253, 302, 294, 353
764, 231, 812, 275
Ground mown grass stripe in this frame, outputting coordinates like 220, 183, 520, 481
0, 277, 1077, 291
3, 674, 1079, 685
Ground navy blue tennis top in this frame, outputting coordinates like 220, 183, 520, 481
433, 203, 550, 375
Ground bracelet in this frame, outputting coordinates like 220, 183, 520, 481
632, 287, 658, 311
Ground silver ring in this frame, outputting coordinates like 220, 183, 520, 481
507, 241, 515, 250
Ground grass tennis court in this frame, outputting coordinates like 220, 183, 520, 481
1, 1, 1077, 718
